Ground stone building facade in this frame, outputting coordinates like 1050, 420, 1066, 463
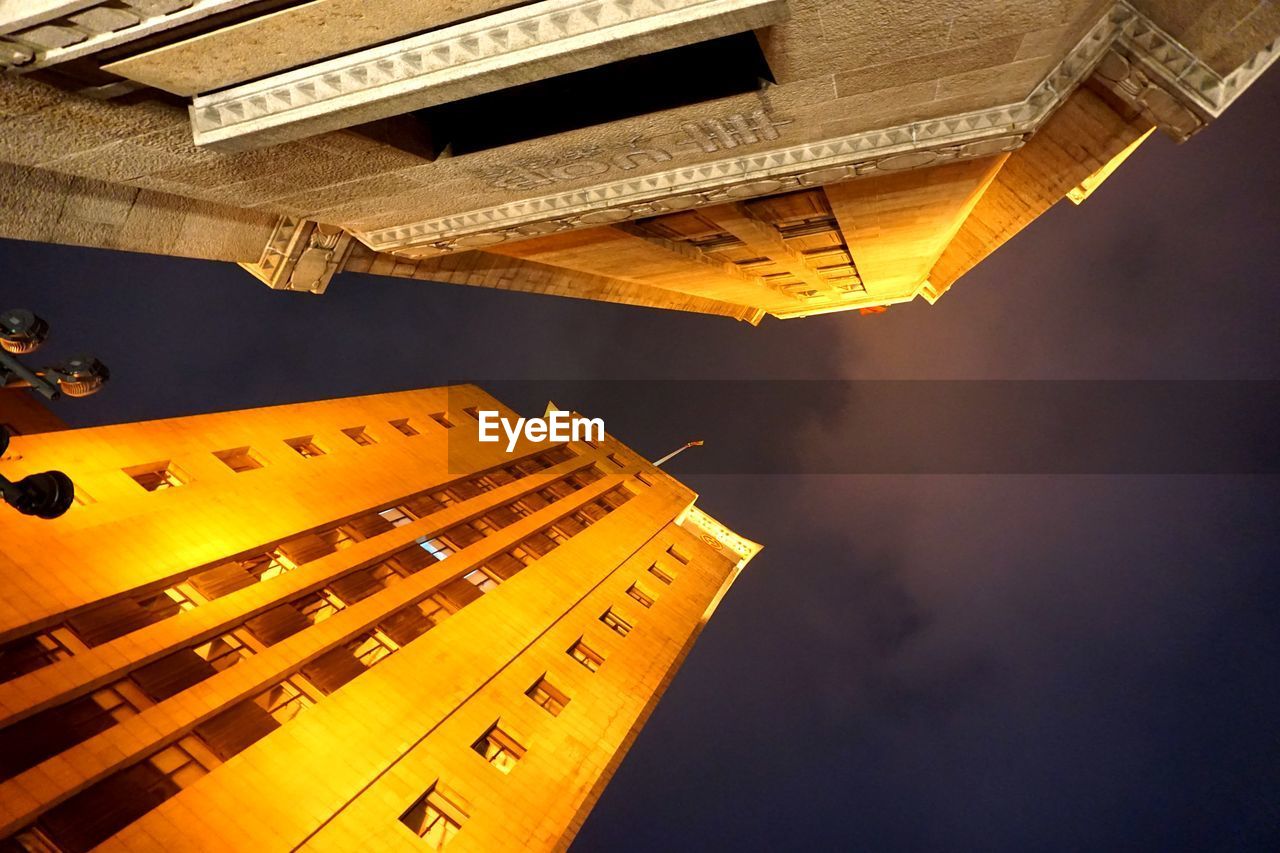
0, 385, 760, 850
0, 1, 1275, 321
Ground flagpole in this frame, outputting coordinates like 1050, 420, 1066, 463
652, 440, 704, 468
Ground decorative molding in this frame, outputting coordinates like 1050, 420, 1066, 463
239, 216, 353, 295
0, 2, 257, 72
353, 2, 1279, 257
679, 504, 762, 567
188, 0, 789, 151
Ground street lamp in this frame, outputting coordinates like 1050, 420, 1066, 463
0, 308, 108, 519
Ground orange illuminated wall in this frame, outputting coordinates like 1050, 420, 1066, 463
0, 385, 759, 851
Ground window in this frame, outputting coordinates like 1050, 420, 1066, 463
244, 549, 297, 582
88, 685, 140, 724
0, 630, 74, 684
606, 453, 625, 469
415, 536, 453, 561
648, 563, 675, 585
285, 436, 326, 458
379, 507, 415, 527
213, 446, 264, 473
667, 545, 690, 565
400, 783, 467, 848
471, 724, 525, 774
600, 608, 633, 637
254, 678, 313, 724
463, 569, 499, 593
626, 583, 656, 608
526, 677, 569, 716
350, 631, 397, 667
430, 412, 454, 429
390, 418, 418, 436
462, 406, 480, 420
343, 426, 376, 446
635, 471, 654, 487
568, 640, 604, 672
193, 633, 252, 672
149, 739, 210, 789
125, 461, 186, 491
295, 589, 345, 624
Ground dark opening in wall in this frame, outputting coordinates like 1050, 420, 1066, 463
416, 30, 775, 156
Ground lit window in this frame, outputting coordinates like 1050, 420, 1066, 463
600, 608, 633, 637
626, 583, 656, 609
245, 549, 298, 582
390, 418, 418, 436
648, 563, 675, 585
430, 412, 454, 429
161, 586, 198, 612
568, 640, 604, 672
285, 436, 326, 458
125, 461, 186, 491
193, 633, 252, 672
400, 783, 467, 848
350, 631, 397, 667
471, 723, 525, 774
254, 678, 313, 724
463, 569, 499, 593
526, 677, 569, 716
296, 590, 345, 624
89, 685, 140, 724
213, 446, 264, 473
149, 739, 209, 789
416, 536, 453, 561
343, 426, 376, 446
379, 507, 415, 527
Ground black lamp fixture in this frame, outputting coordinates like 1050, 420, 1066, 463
0, 308, 108, 519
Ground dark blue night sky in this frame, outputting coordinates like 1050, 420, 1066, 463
4, 69, 1278, 853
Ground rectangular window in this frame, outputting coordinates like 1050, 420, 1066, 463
400, 783, 467, 848
600, 608, 633, 637
150, 739, 210, 789
626, 583, 656, 608
193, 632, 252, 672
213, 446, 264, 473
430, 412, 454, 429
635, 471, 654, 487
667, 545, 690, 564
343, 426, 376, 446
124, 461, 186, 491
244, 549, 298, 582
390, 418, 418, 436
285, 436, 326, 458
462, 406, 480, 420
350, 631, 397, 668
463, 569, 499, 593
606, 453, 625, 469
379, 506, 415, 527
295, 589, 345, 624
568, 640, 604, 672
648, 562, 676, 585
471, 724, 525, 774
526, 677, 569, 716
253, 678, 313, 724
0, 630, 74, 684
416, 536, 453, 561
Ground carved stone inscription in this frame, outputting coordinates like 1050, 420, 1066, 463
477, 109, 792, 189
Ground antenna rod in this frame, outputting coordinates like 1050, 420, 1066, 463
653, 440, 704, 468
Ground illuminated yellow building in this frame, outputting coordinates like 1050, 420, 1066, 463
0, 2, 1275, 320
0, 385, 760, 851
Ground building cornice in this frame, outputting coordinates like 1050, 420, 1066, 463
353, 2, 1278, 257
